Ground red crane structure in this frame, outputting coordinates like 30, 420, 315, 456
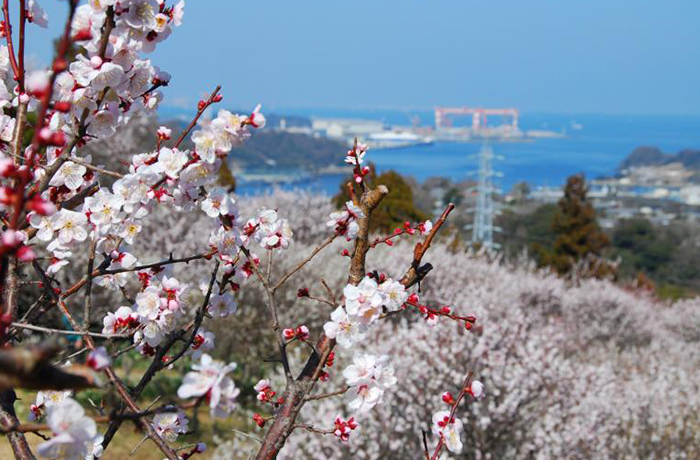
434, 107, 519, 132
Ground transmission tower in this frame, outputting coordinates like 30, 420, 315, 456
466, 142, 502, 250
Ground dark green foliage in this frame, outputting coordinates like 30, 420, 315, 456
611, 218, 700, 297
499, 203, 557, 257
333, 165, 429, 233
542, 175, 610, 275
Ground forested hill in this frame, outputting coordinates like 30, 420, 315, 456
167, 118, 347, 171
231, 131, 347, 171
620, 146, 700, 171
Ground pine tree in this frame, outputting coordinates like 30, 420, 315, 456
544, 174, 610, 276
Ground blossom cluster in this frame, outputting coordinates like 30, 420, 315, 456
177, 354, 240, 418
323, 275, 408, 348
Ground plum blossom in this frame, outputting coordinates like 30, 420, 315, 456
157, 126, 172, 140
177, 354, 239, 418
249, 104, 266, 128
123, 0, 159, 30
379, 278, 408, 312
28, 390, 71, 422
26, 0, 48, 28
469, 380, 484, 398
86, 347, 111, 370
152, 409, 188, 442
249, 208, 294, 250
208, 292, 237, 317
344, 143, 368, 166
333, 416, 358, 442
29, 212, 56, 242
87, 103, 119, 138
53, 210, 88, 244
201, 187, 236, 218
254, 379, 276, 402
343, 354, 396, 414
102, 306, 139, 335
417, 220, 433, 235
135, 286, 162, 320
432, 410, 464, 453
46, 246, 72, 274
161, 276, 185, 312
323, 307, 367, 348
327, 201, 364, 239
157, 147, 188, 179
49, 161, 86, 191
84, 190, 123, 230
188, 329, 215, 360
36, 397, 101, 460
343, 277, 383, 325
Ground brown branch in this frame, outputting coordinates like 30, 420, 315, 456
0, 405, 180, 434
304, 386, 350, 402
173, 86, 221, 149
99, 262, 219, 454
10, 322, 129, 339
241, 247, 293, 381
0, 339, 101, 392
292, 424, 334, 436
253, 197, 455, 460
83, 239, 97, 331
272, 232, 338, 292
400, 203, 455, 288
320, 279, 336, 305
56, 300, 180, 460
0, 390, 35, 460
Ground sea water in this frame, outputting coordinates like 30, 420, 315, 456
160, 107, 700, 196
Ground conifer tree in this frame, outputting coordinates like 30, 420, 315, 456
545, 174, 610, 275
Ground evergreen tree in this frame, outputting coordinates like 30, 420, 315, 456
543, 174, 610, 276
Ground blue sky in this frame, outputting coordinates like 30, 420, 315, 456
24, 1, 700, 114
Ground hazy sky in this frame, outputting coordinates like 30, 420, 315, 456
25, 1, 700, 114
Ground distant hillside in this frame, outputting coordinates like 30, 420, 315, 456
164, 118, 347, 171
231, 131, 347, 170
620, 146, 700, 171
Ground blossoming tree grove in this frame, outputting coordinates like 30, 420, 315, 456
0, 2, 483, 459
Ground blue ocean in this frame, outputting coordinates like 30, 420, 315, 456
160, 107, 700, 195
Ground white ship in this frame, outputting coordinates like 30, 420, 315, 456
363, 131, 434, 150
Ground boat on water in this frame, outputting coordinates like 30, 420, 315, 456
362, 131, 434, 150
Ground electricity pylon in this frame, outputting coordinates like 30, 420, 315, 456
466, 142, 503, 250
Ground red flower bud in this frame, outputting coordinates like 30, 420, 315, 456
442, 391, 455, 405
54, 101, 72, 113
253, 413, 266, 428
52, 58, 68, 73
72, 28, 93, 42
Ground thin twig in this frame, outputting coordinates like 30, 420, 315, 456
272, 233, 337, 292
304, 386, 350, 402
10, 322, 129, 339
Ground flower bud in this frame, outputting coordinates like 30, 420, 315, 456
469, 380, 484, 398
54, 101, 71, 113
442, 391, 455, 405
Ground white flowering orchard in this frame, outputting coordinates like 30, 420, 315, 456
0, 2, 480, 460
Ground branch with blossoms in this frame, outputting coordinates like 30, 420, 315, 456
425, 371, 484, 459
0, 2, 484, 460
